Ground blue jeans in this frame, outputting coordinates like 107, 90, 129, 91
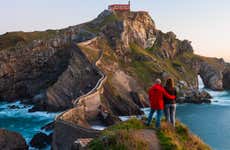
146, 109, 163, 128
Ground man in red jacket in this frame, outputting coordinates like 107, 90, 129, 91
146, 78, 176, 128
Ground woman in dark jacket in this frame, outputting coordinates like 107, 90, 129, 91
164, 78, 177, 127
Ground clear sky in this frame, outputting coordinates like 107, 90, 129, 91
0, 0, 229, 62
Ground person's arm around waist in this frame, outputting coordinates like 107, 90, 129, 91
163, 88, 175, 100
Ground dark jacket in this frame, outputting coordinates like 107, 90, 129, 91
164, 87, 177, 104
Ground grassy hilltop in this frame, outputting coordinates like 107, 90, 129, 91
89, 118, 211, 150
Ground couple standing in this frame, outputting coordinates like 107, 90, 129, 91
146, 78, 177, 128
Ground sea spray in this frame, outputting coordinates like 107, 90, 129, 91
0, 101, 58, 143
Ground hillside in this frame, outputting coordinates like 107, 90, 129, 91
0, 9, 229, 149
51, 10, 229, 149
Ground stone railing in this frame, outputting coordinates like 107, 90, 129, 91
52, 38, 107, 150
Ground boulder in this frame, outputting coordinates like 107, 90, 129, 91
29, 132, 51, 149
98, 105, 121, 126
130, 92, 144, 107
8, 105, 20, 109
200, 90, 213, 99
177, 90, 212, 104
0, 129, 28, 150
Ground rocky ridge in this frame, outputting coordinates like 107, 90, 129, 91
0, 9, 229, 149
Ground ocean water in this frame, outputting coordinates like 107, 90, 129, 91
176, 77, 230, 150
0, 101, 58, 149
0, 76, 229, 150
143, 77, 230, 150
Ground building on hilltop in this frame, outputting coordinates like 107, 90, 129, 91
108, 1, 131, 12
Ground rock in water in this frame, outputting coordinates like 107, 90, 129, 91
41, 122, 54, 132
29, 132, 50, 149
223, 69, 230, 89
0, 129, 28, 150
177, 90, 212, 104
8, 105, 20, 109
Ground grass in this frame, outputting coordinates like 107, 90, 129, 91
157, 130, 177, 150
85, 13, 119, 34
0, 30, 57, 50
128, 43, 197, 89
89, 129, 148, 150
89, 118, 148, 150
89, 118, 211, 150
78, 44, 100, 63
158, 121, 211, 150
131, 61, 157, 87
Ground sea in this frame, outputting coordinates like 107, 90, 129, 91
142, 76, 230, 150
175, 77, 230, 150
0, 76, 229, 150
0, 101, 57, 149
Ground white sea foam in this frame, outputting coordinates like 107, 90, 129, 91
91, 125, 107, 131
0, 100, 58, 148
198, 75, 230, 106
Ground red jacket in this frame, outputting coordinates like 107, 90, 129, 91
148, 84, 176, 110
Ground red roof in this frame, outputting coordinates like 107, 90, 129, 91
109, 4, 130, 7
108, 4, 130, 11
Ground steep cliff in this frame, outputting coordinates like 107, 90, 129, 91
0, 27, 100, 111
51, 10, 229, 149
0, 10, 229, 114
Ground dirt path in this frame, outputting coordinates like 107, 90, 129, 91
133, 129, 161, 150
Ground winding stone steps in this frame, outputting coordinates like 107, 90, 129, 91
52, 38, 107, 150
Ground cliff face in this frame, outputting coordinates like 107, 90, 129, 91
223, 65, 230, 89
195, 57, 226, 90
0, 28, 100, 111
0, 10, 229, 113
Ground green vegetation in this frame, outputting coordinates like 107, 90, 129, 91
158, 121, 211, 150
157, 130, 177, 150
89, 118, 148, 150
0, 30, 57, 50
131, 61, 157, 86
128, 43, 162, 87
129, 43, 199, 89
78, 44, 100, 63
128, 43, 194, 88
85, 13, 119, 34
89, 118, 211, 150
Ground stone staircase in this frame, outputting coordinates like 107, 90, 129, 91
52, 38, 107, 150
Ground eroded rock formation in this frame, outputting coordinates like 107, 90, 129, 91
0, 129, 28, 150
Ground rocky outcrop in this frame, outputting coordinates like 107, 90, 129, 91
0, 26, 100, 111
177, 90, 212, 104
0, 129, 28, 150
153, 31, 193, 59
102, 11, 156, 61
223, 65, 230, 89
44, 45, 101, 111
189, 56, 229, 90
198, 59, 225, 90
30, 132, 52, 149
53, 118, 100, 150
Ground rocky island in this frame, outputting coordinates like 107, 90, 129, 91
0, 7, 229, 150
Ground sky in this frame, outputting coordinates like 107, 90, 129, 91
0, 0, 229, 62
